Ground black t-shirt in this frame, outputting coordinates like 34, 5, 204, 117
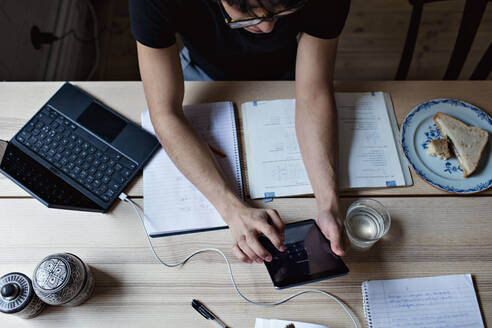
129, 0, 350, 80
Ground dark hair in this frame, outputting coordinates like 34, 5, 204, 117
224, 0, 305, 14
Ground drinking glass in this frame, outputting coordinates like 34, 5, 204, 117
345, 199, 391, 250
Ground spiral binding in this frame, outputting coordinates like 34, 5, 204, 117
362, 281, 373, 328
229, 103, 245, 200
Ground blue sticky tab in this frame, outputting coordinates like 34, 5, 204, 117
253, 101, 258, 107
371, 92, 376, 96
386, 180, 396, 187
262, 192, 275, 203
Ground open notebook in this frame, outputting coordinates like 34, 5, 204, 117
141, 102, 243, 237
241, 92, 413, 199
362, 274, 484, 328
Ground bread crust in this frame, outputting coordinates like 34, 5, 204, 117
433, 112, 489, 178
467, 132, 489, 177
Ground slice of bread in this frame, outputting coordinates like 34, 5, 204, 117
426, 138, 451, 160
433, 112, 489, 177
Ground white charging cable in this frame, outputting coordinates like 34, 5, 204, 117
119, 192, 359, 327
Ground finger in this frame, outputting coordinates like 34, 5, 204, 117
232, 244, 252, 264
238, 238, 259, 263
328, 225, 345, 256
266, 209, 285, 234
258, 219, 285, 252
245, 232, 272, 263
266, 210, 285, 248
318, 219, 345, 256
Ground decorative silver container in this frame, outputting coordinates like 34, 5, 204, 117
0, 272, 46, 319
32, 253, 95, 306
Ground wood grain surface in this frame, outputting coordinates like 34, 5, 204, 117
0, 81, 491, 197
0, 82, 491, 327
0, 197, 490, 327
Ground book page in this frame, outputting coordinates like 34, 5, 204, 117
255, 318, 329, 328
242, 99, 311, 198
337, 92, 407, 189
141, 102, 242, 236
242, 93, 409, 199
363, 274, 484, 328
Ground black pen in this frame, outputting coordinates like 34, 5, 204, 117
191, 299, 228, 328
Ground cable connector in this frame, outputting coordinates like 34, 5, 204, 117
31, 26, 59, 50
119, 192, 129, 202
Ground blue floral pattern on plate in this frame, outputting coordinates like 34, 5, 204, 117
422, 124, 442, 150
444, 162, 463, 175
400, 99, 492, 194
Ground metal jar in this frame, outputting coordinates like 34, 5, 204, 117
32, 253, 95, 306
0, 272, 46, 319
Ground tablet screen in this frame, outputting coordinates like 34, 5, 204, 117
259, 219, 349, 289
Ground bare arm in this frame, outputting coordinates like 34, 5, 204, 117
295, 34, 345, 256
137, 42, 285, 262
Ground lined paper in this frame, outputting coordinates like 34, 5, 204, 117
141, 102, 243, 236
362, 274, 484, 328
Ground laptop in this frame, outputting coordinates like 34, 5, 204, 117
0, 82, 160, 212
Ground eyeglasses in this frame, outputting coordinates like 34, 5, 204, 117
216, 0, 305, 29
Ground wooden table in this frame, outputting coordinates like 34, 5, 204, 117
0, 81, 491, 327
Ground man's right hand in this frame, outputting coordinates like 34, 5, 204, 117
227, 206, 286, 263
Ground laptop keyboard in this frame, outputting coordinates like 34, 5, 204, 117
15, 106, 137, 203
1, 145, 99, 209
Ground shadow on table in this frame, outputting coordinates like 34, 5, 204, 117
35, 266, 122, 321
343, 215, 405, 275
90, 266, 122, 301
472, 275, 489, 328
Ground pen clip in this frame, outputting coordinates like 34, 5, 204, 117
192, 299, 213, 320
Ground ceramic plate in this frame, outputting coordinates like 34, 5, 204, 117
401, 99, 492, 194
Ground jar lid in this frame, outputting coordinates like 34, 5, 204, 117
0, 272, 34, 314
33, 253, 87, 305
34, 257, 70, 292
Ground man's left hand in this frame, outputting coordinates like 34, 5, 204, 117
316, 203, 345, 256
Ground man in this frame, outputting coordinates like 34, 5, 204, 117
129, 0, 350, 264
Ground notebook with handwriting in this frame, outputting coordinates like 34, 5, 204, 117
362, 274, 484, 328
141, 102, 243, 237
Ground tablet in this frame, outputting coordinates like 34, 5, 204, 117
259, 219, 349, 289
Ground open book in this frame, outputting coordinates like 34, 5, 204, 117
141, 93, 412, 236
242, 92, 412, 199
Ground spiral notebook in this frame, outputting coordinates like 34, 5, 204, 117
141, 102, 243, 237
362, 274, 484, 328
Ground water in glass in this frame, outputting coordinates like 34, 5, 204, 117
345, 200, 390, 249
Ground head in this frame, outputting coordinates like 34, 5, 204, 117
220, 0, 306, 34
